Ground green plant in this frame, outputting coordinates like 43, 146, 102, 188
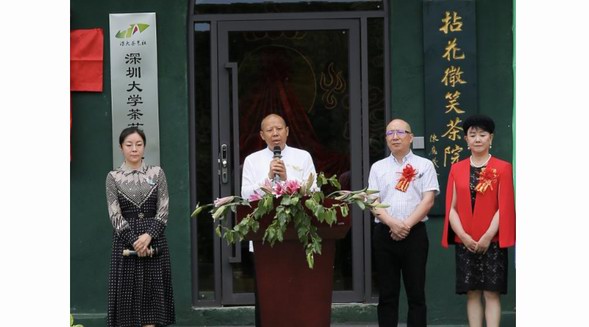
192, 172, 386, 268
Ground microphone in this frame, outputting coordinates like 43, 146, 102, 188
123, 246, 160, 257
272, 146, 282, 183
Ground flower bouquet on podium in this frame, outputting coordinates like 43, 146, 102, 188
192, 172, 387, 268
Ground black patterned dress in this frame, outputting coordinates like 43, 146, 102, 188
105, 163, 175, 327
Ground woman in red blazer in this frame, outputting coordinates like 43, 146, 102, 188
441, 114, 515, 327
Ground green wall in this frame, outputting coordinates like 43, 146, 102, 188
70, 0, 514, 325
69, 0, 192, 323
390, 0, 515, 323
391, 0, 514, 162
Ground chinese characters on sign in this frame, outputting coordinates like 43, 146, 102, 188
125, 53, 144, 126
109, 13, 160, 168
423, 0, 477, 214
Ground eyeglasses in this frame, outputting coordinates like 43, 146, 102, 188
385, 129, 412, 137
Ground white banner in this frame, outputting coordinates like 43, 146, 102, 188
109, 12, 160, 168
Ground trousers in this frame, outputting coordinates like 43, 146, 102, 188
373, 222, 429, 327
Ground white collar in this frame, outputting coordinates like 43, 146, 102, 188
119, 161, 147, 175
390, 150, 413, 165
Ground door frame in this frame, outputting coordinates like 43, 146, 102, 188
216, 18, 363, 305
189, 8, 390, 307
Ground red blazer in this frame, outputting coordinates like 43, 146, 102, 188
442, 156, 515, 248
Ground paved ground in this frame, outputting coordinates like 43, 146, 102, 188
210, 326, 388, 327
75, 306, 514, 327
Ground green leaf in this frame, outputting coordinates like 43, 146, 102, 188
263, 194, 273, 208
281, 196, 292, 206
356, 200, 366, 210
297, 225, 308, 239
310, 192, 320, 203
305, 198, 318, 212
251, 220, 260, 232
211, 206, 227, 220
190, 203, 203, 217
314, 206, 326, 222
340, 204, 349, 217
329, 176, 341, 189
306, 251, 315, 269
325, 209, 336, 225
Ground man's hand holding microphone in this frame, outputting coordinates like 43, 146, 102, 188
269, 145, 286, 183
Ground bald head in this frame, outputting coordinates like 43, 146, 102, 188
259, 114, 289, 150
386, 119, 412, 132
260, 114, 286, 130
385, 118, 413, 159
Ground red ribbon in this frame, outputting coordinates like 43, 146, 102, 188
475, 167, 498, 194
395, 164, 418, 192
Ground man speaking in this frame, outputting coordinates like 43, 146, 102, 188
241, 113, 317, 199
240, 113, 317, 327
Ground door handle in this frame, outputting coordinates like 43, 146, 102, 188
219, 144, 228, 184
225, 62, 242, 198
218, 143, 241, 263
225, 62, 242, 263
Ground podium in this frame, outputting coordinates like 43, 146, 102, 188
236, 198, 351, 327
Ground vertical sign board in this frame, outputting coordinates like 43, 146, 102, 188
423, 0, 477, 214
109, 13, 160, 168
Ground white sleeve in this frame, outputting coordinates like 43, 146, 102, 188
367, 164, 380, 200
420, 159, 440, 195
241, 156, 262, 199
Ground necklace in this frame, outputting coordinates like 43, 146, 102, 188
470, 154, 492, 168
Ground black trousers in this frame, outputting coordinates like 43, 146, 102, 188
373, 222, 429, 327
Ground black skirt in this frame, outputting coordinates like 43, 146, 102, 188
107, 216, 175, 327
455, 242, 508, 294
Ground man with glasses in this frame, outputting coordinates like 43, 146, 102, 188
368, 118, 439, 327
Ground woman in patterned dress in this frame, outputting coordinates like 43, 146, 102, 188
441, 114, 515, 327
105, 127, 175, 327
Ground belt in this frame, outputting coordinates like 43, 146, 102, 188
124, 211, 156, 219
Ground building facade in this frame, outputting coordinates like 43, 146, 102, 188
70, 0, 515, 325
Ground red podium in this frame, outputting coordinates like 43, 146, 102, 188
236, 199, 351, 327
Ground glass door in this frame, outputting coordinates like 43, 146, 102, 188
215, 19, 364, 304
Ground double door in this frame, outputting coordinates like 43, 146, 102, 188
211, 18, 371, 305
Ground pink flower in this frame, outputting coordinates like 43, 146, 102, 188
259, 179, 274, 194
273, 181, 286, 197
248, 192, 263, 202
214, 196, 234, 208
283, 179, 301, 195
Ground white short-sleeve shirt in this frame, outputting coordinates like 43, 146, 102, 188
368, 151, 439, 223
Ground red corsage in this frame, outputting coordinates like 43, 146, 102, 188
475, 167, 498, 194
395, 164, 418, 192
